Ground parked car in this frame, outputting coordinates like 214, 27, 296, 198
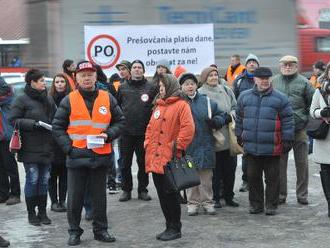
0, 73, 52, 97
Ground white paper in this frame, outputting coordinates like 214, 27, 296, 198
38, 121, 52, 131
87, 135, 104, 149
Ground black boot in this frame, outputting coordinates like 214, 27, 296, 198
26, 196, 40, 226
156, 222, 170, 240
320, 170, 330, 217
158, 222, 181, 241
37, 195, 51, 225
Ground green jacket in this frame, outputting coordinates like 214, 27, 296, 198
272, 73, 314, 131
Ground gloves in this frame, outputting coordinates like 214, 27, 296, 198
225, 114, 232, 125
282, 141, 293, 154
237, 136, 243, 147
206, 118, 218, 129
320, 107, 330, 118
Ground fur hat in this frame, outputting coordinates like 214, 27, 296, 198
178, 72, 198, 85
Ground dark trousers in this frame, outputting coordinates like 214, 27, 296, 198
152, 173, 181, 227
0, 141, 20, 199
67, 166, 108, 236
48, 162, 67, 204
213, 150, 237, 201
242, 154, 248, 182
106, 152, 116, 189
247, 155, 280, 210
120, 135, 148, 193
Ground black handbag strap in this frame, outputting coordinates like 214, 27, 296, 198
171, 141, 186, 161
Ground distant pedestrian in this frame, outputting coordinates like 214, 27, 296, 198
236, 67, 294, 215
62, 59, 76, 90
224, 54, 246, 87
152, 59, 172, 88
9, 69, 56, 226
145, 73, 195, 241
310, 60, 325, 89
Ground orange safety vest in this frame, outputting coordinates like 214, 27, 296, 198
310, 74, 321, 89
225, 64, 246, 87
113, 80, 121, 92
63, 73, 76, 91
67, 90, 112, 154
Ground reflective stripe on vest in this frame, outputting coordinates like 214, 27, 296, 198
67, 90, 112, 154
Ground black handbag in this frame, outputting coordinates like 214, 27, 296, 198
164, 143, 201, 192
307, 119, 329, 139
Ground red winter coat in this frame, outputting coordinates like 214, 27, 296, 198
144, 96, 195, 174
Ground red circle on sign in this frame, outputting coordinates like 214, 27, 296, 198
87, 34, 121, 69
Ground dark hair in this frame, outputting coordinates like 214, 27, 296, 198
62, 59, 74, 75
94, 64, 108, 83
49, 73, 71, 96
25, 69, 44, 84
319, 62, 330, 84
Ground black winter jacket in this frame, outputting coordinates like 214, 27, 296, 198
52, 88, 125, 169
8, 85, 56, 165
233, 72, 255, 99
116, 78, 157, 136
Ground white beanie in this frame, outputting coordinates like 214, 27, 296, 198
245, 54, 260, 65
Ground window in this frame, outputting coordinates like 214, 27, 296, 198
316, 37, 330, 52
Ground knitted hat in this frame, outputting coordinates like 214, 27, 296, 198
131, 60, 145, 73
200, 67, 218, 84
173, 65, 187, 78
178, 72, 198, 85
245, 53, 260, 65
116, 60, 132, 71
157, 59, 171, 70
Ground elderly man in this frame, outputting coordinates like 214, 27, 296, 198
272, 55, 315, 205
52, 60, 125, 246
235, 67, 294, 215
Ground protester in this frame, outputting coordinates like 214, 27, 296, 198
116, 60, 157, 202
9, 69, 56, 226
180, 72, 226, 215
233, 53, 260, 193
48, 74, 71, 212
0, 77, 21, 205
236, 67, 294, 215
145, 73, 195, 241
52, 60, 125, 245
62, 59, 76, 90
310, 80, 330, 217
310, 60, 326, 89
224, 54, 246, 87
152, 59, 172, 88
272, 55, 315, 205
199, 67, 239, 208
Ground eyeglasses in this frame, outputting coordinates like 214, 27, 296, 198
281, 63, 297, 68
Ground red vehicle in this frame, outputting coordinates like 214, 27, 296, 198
298, 28, 330, 72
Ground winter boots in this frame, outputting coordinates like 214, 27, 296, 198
26, 195, 51, 226
320, 170, 330, 217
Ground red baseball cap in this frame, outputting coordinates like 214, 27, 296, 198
75, 61, 97, 73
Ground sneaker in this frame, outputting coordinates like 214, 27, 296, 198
108, 186, 120, 194
203, 205, 216, 215
187, 205, 198, 216
239, 181, 249, 192
6, 196, 21, 205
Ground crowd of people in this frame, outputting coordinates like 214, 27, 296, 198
0, 53, 329, 247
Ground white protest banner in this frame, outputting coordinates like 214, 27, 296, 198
85, 24, 214, 76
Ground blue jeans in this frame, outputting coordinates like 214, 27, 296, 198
23, 163, 50, 197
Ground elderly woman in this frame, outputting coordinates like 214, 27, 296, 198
198, 66, 238, 208
179, 72, 226, 215
310, 78, 330, 217
9, 69, 56, 226
145, 73, 195, 241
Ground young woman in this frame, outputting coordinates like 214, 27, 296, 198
48, 74, 71, 212
62, 59, 76, 90
310, 79, 330, 217
145, 74, 195, 241
9, 69, 56, 226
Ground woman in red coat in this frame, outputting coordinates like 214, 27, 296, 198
145, 73, 195, 241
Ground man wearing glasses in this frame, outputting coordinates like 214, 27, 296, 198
272, 55, 315, 206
